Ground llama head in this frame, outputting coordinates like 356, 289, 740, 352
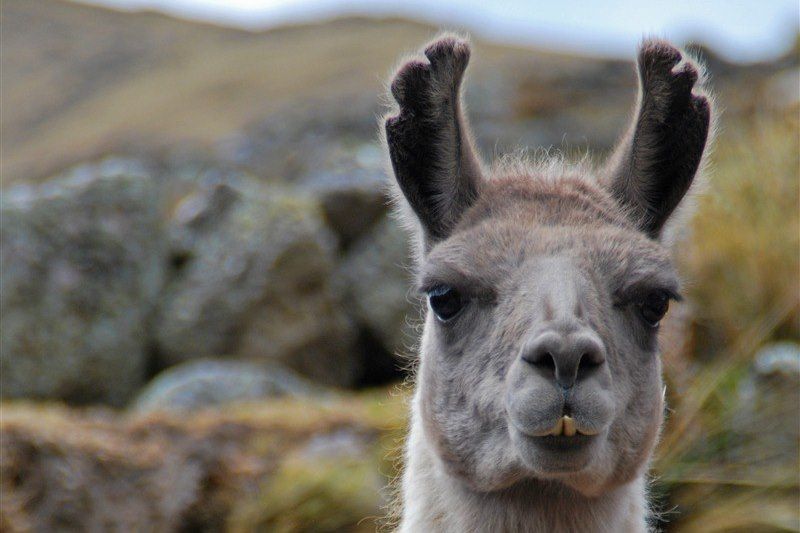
384, 36, 712, 495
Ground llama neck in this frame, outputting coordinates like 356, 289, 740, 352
399, 408, 649, 533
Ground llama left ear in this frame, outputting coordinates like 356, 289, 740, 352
604, 39, 712, 238
384, 36, 484, 247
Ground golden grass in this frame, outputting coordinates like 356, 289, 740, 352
682, 111, 800, 345
0, 389, 411, 532
654, 110, 800, 531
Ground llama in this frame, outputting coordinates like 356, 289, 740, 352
383, 35, 712, 532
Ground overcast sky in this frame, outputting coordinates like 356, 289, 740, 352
77, 0, 799, 62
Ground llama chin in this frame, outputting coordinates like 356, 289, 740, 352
382, 34, 713, 532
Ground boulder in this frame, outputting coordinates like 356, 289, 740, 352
727, 342, 800, 480
298, 147, 388, 249
0, 159, 165, 405
754, 341, 800, 378
132, 358, 325, 413
338, 216, 418, 359
155, 178, 360, 387
747, 342, 800, 447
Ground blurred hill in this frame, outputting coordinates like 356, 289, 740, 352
4, 1, 795, 186
1, 0, 602, 185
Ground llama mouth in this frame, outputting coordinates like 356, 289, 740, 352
546, 416, 599, 437
509, 415, 601, 440
509, 416, 603, 472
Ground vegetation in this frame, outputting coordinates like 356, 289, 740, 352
656, 110, 800, 532
0, 392, 409, 532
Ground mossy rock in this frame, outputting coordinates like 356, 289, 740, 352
230, 450, 384, 532
0, 160, 165, 405
155, 178, 360, 387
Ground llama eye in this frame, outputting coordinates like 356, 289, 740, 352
427, 285, 465, 322
638, 290, 670, 327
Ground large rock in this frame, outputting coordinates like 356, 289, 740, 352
735, 342, 800, 458
297, 142, 388, 249
0, 159, 165, 405
338, 216, 418, 359
155, 178, 359, 387
132, 358, 325, 414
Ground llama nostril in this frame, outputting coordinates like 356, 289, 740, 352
521, 331, 562, 374
575, 352, 602, 382
579, 352, 599, 370
575, 333, 606, 375
522, 346, 557, 376
538, 352, 556, 372
522, 330, 605, 387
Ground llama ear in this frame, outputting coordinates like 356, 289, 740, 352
604, 39, 712, 238
384, 36, 484, 245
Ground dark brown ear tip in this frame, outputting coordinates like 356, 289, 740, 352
676, 62, 699, 85
390, 59, 430, 104
638, 39, 682, 73
671, 62, 701, 95
692, 93, 712, 120
424, 37, 471, 71
639, 42, 709, 101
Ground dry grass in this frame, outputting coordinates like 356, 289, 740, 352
0, 390, 409, 532
653, 110, 800, 532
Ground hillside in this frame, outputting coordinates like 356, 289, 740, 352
0, 0, 604, 185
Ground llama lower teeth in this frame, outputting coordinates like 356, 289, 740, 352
548, 415, 579, 436
562, 416, 577, 437
548, 417, 564, 436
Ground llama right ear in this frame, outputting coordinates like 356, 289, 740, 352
384, 36, 484, 245
604, 39, 712, 239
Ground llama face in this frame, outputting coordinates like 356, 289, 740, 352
415, 183, 679, 493
385, 36, 710, 495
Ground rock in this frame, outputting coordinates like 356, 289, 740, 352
338, 216, 418, 359
730, 342, 800, 474
754, 341, 800, 378
298, 143, 388, 249
215, 97, 380, 181
0, 159, 165, 405
751, 342, 800, 440
132, 359, 325, 413
155, 178, 360, 387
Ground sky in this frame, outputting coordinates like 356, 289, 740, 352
78, 0, 799, 62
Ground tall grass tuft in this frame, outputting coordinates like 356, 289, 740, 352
655, 110, 800, 532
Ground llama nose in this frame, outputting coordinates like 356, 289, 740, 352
521, 330, 606, 389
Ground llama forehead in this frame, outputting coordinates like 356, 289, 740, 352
460, 173, 633, 231
420, 176, 678, 296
